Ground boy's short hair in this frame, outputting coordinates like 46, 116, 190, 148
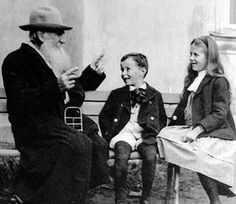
121, 52, 149, 77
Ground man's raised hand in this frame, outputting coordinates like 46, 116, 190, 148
90, 54, 105, 75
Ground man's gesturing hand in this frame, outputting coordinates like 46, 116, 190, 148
57, 67, 79, 92
90, 54, 105, 75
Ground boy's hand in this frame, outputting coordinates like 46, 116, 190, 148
90, 54, 105, 75
57, 67, 79, 92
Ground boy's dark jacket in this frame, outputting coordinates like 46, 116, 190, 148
169, 74, 236, 140
99, 84, 167, 144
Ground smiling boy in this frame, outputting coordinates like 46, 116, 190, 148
99, 53, 167, 204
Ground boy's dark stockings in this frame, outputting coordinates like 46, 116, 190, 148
114, 141, 131, 204
114, 141, 157, 204
137, 142, 157, 201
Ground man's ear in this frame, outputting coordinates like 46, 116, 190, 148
37, 31, 46, 43
141, 67, 147, 76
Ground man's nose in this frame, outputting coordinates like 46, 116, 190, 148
59, 37, 66, 44
122, 70, 127, 76
58, 33, 66, 44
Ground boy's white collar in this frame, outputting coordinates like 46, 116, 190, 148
129, 82, 147, 91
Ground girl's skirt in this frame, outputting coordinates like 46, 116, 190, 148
157, 125, 236, 195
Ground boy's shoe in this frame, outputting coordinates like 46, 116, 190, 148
139, 197, 149, 204
115, 188, 128, 204
115, 194, 128, 204
115, 198, 128, 204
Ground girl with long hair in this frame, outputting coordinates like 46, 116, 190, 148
158, 36, 236, 204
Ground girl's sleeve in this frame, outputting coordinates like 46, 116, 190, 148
197, 77, 230, 132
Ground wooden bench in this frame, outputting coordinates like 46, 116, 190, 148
81, 91, 180, 163
81, 90, 181, 204
0, 88, 181, 203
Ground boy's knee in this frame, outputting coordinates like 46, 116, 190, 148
114, 141, 131, 160
115, 153, 130, 161
115, 141, 131, 152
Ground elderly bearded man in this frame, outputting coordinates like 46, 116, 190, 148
2, 5, 109, 204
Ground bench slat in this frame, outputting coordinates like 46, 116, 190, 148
85, 91, 181, 104
85, 91, 110, 102
0, 149, 20, 157
0, 88, 6, 98
81, 102, 105, 115
162, 93, 180, 104
0, 99, 7, 113
83, 103, 176, 118
0, 89, 181, 113
165, 106, 177, 118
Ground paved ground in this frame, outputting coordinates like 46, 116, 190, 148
86, 162, 236, 204
0, 142, 235, 204
86, 193, 236, 204
149, 197, 236, 204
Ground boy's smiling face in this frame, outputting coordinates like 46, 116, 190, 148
120, 57, 146, 88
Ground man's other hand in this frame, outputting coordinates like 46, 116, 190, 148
57, 67, 79, 92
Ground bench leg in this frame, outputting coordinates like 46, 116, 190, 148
165, 163, 174, 204
173, 165, 180, 204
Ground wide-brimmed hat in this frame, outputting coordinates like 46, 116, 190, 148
19, 6, 72, 31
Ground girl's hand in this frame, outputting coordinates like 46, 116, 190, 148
182, 126, 204, 143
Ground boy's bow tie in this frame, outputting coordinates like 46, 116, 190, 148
130, 88, 146, 107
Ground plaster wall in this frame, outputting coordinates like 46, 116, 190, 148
0, 0, 217, 94
83, 0, 216, 92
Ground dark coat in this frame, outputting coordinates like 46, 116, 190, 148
1, 43, 106, 204
169, 74, 236, 140
2, 43, 105, 146
99, 84, 167, 145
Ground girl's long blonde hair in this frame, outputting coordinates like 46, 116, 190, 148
184, 36, 224, 89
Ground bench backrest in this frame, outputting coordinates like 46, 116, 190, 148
0, 88, 181, 132
81, 91, 180, 124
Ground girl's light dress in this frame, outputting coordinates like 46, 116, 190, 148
157, 125, 236, 194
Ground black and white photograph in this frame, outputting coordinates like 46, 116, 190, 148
1, 1, 236, 204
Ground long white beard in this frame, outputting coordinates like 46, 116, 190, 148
39, 40, 71, 77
